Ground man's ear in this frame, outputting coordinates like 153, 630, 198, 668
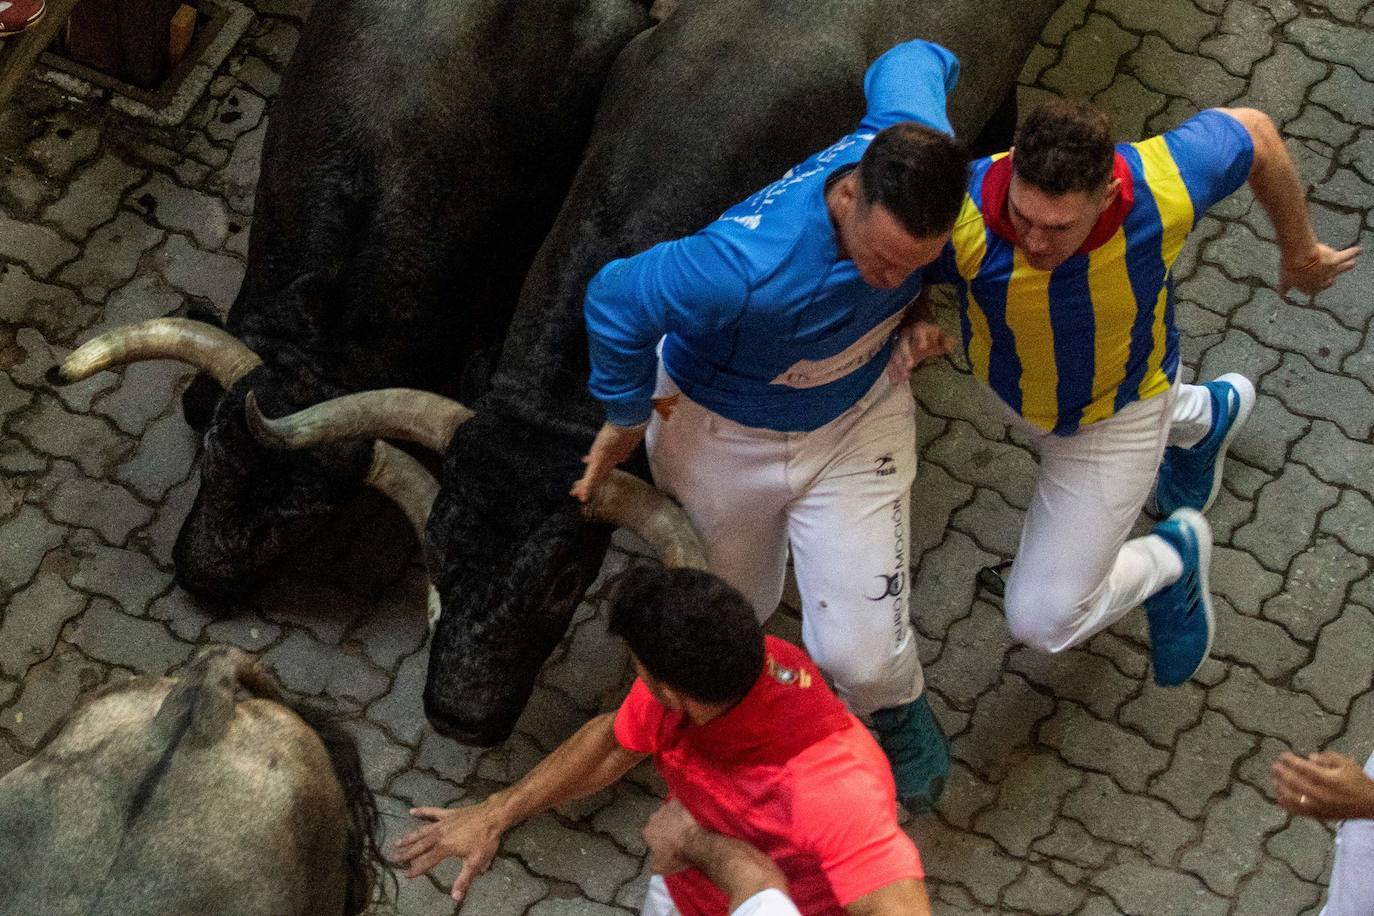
1099, 177, 1122, 214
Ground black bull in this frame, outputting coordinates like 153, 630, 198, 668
59, 1, 1063, 745
0, 647, 385, 916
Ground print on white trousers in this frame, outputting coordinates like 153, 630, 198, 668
648, 367, 923, 716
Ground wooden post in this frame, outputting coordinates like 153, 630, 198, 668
66, 0, 183, 90
0, 0, 84, 112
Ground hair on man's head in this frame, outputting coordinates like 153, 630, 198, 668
1012, 99, 1114, 195
857, 122, 970, 238
608, 565, 763, 705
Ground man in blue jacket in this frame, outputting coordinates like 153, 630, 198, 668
572, 39, 968, 810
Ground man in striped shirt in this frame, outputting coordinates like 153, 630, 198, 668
917, 99, 1359, 685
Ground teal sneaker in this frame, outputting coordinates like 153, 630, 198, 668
871, 694, 949, 813
1144, 509, 1215, 687
1156, 374, 1255, 516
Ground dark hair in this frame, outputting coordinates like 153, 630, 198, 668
1013, 99, 1114, 195
856, 122, 969, 237
608, 565, 764, 705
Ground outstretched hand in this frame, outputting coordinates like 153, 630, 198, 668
1271, 751, 1374, 821
392, 803, 503, 902
887, 320, 953, 385
1279, 243, 1361, 299
571, 421, 646, 503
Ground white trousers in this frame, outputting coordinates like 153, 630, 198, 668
1322, 753, 1374, 916
1002, 381, 1213, 653
641, 876, 802, 916
648, 371, 922, 715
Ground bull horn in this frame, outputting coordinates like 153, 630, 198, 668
50, 318, 262, 389
586, 471, 707, 570
245, 388, 473, 457
365, 441, 440, 546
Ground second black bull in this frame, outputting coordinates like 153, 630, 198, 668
61, 1, 1063, 745
236, 0, 1066, 745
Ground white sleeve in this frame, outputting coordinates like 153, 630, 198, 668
731, 889, 802, 916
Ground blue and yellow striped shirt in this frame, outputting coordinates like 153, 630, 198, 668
927, 110, 1253, 435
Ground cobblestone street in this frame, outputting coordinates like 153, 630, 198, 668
2, 1, 1372, 913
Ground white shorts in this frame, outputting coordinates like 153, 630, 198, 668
641, 876, 802, 916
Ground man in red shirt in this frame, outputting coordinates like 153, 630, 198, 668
394, 566, 928, 915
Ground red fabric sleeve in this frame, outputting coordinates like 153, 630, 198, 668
613, 679, 668, 754
792, 744, 924, 905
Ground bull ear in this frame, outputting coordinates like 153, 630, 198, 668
285, 270, 340, 334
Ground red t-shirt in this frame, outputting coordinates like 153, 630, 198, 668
614, 637, 923, 916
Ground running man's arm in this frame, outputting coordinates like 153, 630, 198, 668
393, 714, 645, 901
1214, 106, 1361, 297
857, 39, 960, 136
845, 879, 931, 916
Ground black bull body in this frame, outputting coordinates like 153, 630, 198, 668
0, 647, 384, 916
59, 1, 1064, 746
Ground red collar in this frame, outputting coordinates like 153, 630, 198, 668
980, 154, 1135, 256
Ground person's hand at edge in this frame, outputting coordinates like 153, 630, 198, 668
887, 320, 953, 385
572, 420, 648, 503
1271, 751, 1374, 821
1278, 243, 1361, 300
392, 802, 504, 902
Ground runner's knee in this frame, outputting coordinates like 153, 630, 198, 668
1004, 584, 1093, 654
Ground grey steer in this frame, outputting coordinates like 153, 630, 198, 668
242, 0, 1067, 746
0, 646, 385, 916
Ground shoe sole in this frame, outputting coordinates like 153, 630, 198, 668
1170, 507, 1215, 685
0, 5, 44, 37
1197, 373, 1255, 514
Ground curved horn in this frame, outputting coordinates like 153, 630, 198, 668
586, 471, 707, 570
245, 388, 473, 457
365, 441, 439, 546
52, 318, 262, 389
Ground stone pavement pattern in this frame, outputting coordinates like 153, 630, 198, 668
1, 1, 1372, 913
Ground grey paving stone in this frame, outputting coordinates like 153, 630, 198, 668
221, 119, 267, 214
1182, 781, 1289, 895
1098, 0, 1218, 51
234, 57, 282, 97
587, 784, 661, 858
1031, 817, 1115, 867
1203, 219, 1279, 287
1233, 43, 1330, 125
517, 685, 598, 755
366, 647, 426, 746
255, 573, 370, 645
92, 357, 196, 436
4, 646, 106, 749
907, 818, 1021, 907
909, 462, 975, 558
1041, 701, 1170, 793
1090, 857, 1228, 916
1150, 709, 1257, 818
1006, 645, 1139, 721
1321, 488, 1374, 552
69, 543, 169, 615
115, 411, 198, 501
69, 598, 192, 675
1064, 773, 1197, 866
972, 752, 1083, 856
1330, 688, 1374, 762
1041, 14, 1140, 99
1316, 229, 1374, 331
1211, 545, 1286, 613
39, 151, 145, 238
415, 731, 483, 787
0, 572, 86, 678
0, 214, 79, 278
476, 731, 548, 786
1285, 17, 1374, 80
1288, 104, 1360, 149
202, 610, 281, 651
342, 718, 413, 793
24, 116, 98, 180
143, 471, 198, 567
504, 815, 639, 904
207, 90, 268, 145
1018, 42, 1058, 86
1232, 289, 1361, 373
0, 265, 97, 343
1196, 327, 1283, 393
457, 856, 548, 916
130, 173, 231, 250
1290, 420, 1374, 498
949, 487, 1023, 559
260, 630, 390, 705
928, 600, 1016, 708
1093, 74, 1167, 140
1040, 0, 1090, 45
56, 210, 165, 298
185, 133, 230, 169
0, 370, 34, 426
1129, 35, 1247, 108
541, 616, 632, 713
350, 575, 431, 669
925, 421, 1037, 511
911, 531, 1000, 641
9, 395, 133, 479
1211, 595, 1309, 679
252, 18, 301, 68
149, 234, 245, 314
1232, 857, 1324, 916
0, 505, 65, 590
147, 587, 219, 642
1199, 0, 1278, 75
1293, 603, 1374, 713
41, 468, 154, 545
0, 160, 52, 215
912, 364, 1010, 442
1262, 539, 1369, 640
1001, 863, 1086, 916
951, 674, 1055, 780
1209, 666, 1344, 749
1266, 815, 1335, 882
389, 769, 464, 811
1118, 679, 1206, 747
1232, 463, 1340, 571
1312, 64, 1374, 127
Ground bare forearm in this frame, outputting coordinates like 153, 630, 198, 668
487, 714, 644, 827
679, 828, 788, 911
1221, 107, 1317, 260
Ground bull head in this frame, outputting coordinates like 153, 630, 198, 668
242, 388, 703, 745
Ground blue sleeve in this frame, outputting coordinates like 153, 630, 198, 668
1162, 109, 1255, 215
857, 39, 960, 136
584, 233, 751, 426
